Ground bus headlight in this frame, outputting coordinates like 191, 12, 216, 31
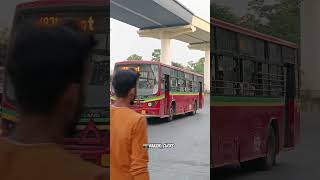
147, 101, 157, 107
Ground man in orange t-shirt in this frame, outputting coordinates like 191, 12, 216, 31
0, 23, 108, 179
111, 70, 149, 180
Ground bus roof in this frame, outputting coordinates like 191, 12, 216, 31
115, 60, 204, 77
212, 18, 298, 49
16, 0, 107, 10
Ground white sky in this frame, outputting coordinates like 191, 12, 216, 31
110, 0, 210, 71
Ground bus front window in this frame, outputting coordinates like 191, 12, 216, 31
137, 65, 158, 96
4, 77, 15, 103
115, 64, 159, 97
86, 59, 108, 107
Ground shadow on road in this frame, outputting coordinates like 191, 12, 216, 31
212, 161, 294, 180
212, 166, 254, 180
147, 113, 197, 125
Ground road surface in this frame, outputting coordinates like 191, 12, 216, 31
148, 95, 210, 180
214, 112, 320, 180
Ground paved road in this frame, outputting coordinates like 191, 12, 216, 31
214, 112, 320, 180
148, 96, 210, 180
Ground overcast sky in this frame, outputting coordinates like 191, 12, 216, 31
110, 0, 210, 70
214, 0, 249, 16
0, 0, 210, 71
0, 0, 30, 28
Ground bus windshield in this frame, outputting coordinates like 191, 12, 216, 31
5, 8, 108, 107
114, 64, 159, 97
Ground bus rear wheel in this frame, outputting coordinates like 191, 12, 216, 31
256, 126, 276, 170
167, 104, 175, 122
192, 101, 197, 115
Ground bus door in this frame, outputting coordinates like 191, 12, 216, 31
164, 75, 170, 115
284, 63, 296, 148
199, 81, 203, 108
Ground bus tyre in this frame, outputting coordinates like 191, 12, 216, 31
257, 127, 276, 170
192, 102, 197, 115
167, 104, 175, 122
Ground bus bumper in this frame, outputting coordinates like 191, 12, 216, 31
132, 108, 160, 117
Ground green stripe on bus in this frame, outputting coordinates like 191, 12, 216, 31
111, 95, 165, 103
142, 95, 165, 102
1, 108, 17, 116
1, 108, 17, 122
170, 92, 199, 96
211, 96, 285, 107
111, 92, 199, 103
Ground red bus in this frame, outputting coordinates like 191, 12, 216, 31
112, 61, 204, 121
0, 0, 109, 167
211, 19, 300, 170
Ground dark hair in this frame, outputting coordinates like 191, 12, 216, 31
112, 70, 139, 98
6, 22, 96, 114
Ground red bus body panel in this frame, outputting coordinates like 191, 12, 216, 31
211, 19, 300, 168
114, 61, 204, 118
211, 98, 286, 167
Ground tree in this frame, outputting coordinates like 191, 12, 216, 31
171, 62, 184, 69
152, 49, 161, 61
187, 57, 204, 74
212, 0, 301, 43
244, 0, 301, 43
211, 2, 240, 24
127, 54, 142, 61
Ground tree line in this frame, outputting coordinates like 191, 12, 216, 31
212, 0, 301, 43
126, 49, 205, 75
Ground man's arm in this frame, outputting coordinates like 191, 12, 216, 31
130, 117, 149, 180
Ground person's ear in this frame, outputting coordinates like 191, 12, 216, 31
56, 84, 80, 117
128, 88, 136, 99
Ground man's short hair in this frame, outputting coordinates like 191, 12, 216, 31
112, 70, 139, 98
6, 22, 96, 114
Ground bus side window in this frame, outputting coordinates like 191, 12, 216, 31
188, 80, 193, 92
242, 60, 256, 96
171, 78, 176, 92
178, 79, 184, 92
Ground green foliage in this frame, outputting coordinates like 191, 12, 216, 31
245, 0, 301, 43
171, 58, 204, 74
212, 0, 301, 43
152, 49, 161, 61
171, 62, 185, 69
187, 57, 204, 74
127, 54, 143, 61
211, 2, 240, 24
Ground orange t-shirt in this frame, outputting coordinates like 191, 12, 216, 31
110, 106, 149, 180
0, 138, 108, 180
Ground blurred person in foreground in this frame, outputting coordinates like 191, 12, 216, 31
111, 70, 149, 180
0, 22, 108, 180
